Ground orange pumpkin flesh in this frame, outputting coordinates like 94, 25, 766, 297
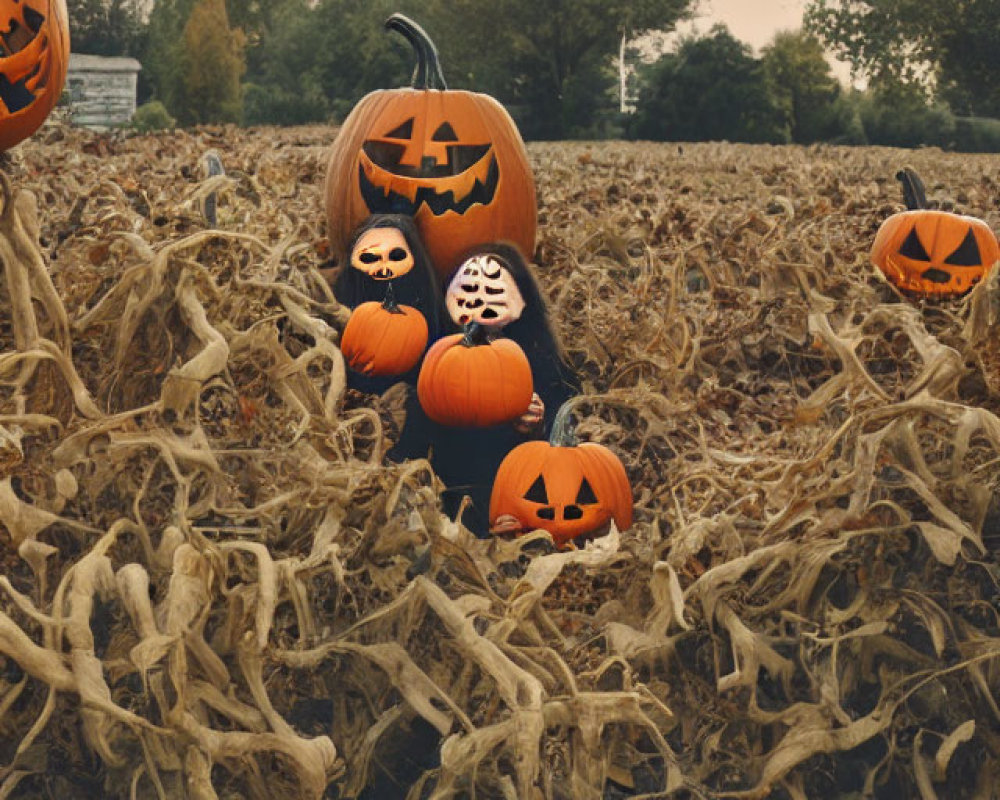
871, 168, 1000, 296
340, 288, 429, 377
489, 404, 633, 548
325, 14, 536, 281
416, 324, 533, 427
0, 0, 70, 152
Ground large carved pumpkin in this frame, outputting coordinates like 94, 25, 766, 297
0, 0, 70, 152
489, 402, 633, 548
871, 168, 999, 296
324, 14, 536, 281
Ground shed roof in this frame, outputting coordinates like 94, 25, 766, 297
68, 53, 142, 73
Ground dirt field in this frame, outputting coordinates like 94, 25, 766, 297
0, 122, 998, 799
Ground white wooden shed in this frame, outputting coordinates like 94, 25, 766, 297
67, 54, 142, 129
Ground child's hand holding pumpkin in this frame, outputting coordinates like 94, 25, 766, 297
489, 514, 522, 535
513, 393, 544, 434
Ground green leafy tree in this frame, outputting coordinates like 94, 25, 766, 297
67, 0, 146, 56
761, 30, 845, 143
227, 0, 305, 84
142, 0, 197, 112
629, 25, 787, 144
856, 80, 956, 149
283, 1, 693, 135
307, 0, 413, 121
804, 0, 1000, 118
416, 0, 696, 139
182, 0, 247, 124
242, 0, 332, 124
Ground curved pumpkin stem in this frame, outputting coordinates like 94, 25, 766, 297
384, 13, 449, 91
549, 397, 585, 447
896, 167, 928, 210
381, 282, 404, 314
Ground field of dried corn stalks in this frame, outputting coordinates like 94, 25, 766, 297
0, 121, 998, 799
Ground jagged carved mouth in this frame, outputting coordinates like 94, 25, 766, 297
359, 154, 500, 217
362, 140, 491, 178
0, 7, 47, 113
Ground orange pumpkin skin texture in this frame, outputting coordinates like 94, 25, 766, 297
416, 327, 533, 427
340, 295, 429, 377
0, 0, 70, 152
324, 15, 536, 282
489, 440, 633, 549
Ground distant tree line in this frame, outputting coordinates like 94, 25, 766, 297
66, 0, 1000, 151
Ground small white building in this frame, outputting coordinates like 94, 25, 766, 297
67, 54, 142, 129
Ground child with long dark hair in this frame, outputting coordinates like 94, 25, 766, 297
333, 214, 443, 395
393, 242, 580, 535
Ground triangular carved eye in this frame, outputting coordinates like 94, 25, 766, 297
944, 229, 982, 267
431, 122, 458, 141
898, 228, 930, 261
384, 118, 414, 139
523, 475, 548, 504
575, 478, 598, 505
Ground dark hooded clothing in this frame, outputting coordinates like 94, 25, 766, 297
391, 243, 579, 535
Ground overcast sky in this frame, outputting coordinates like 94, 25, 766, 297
675, 0, 858, 85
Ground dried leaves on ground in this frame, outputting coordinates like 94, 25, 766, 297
0, 123, 999, 799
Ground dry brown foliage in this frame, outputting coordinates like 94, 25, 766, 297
0, 123, 998, 799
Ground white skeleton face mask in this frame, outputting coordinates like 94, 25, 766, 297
446, 255, 526, 329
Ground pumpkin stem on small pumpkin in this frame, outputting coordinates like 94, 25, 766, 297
461, 321, 491, 347
550, 398, 583, 447
380, 282, 404, 314
896, 167, 928, 211
384, 13, 449, 91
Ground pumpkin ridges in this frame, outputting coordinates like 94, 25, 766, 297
325, 91, 393, 255
493, 337, 532, 421
580, 443, 633, 530
571, 445, 623, 529
340, 297, 428, 376
417, 331, 533, 426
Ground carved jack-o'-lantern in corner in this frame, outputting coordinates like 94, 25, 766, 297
0, 0, 70, 152
325, 14, 536, 282
871, 168, 1000, 297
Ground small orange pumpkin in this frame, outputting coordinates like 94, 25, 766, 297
871, 168, 999, 296
489, 401, 633, 548
417, 323, 533, 427
0, 0, 70, 152
340, 285, 429, 376
324, 14, 536, 281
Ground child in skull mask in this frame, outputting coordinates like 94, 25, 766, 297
332, 214, 443, 395
393, 242, 580, 536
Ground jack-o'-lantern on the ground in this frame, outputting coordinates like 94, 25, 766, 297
871, 168, 999, 296
324, 13, 536, 281
490, 401, 633, 548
